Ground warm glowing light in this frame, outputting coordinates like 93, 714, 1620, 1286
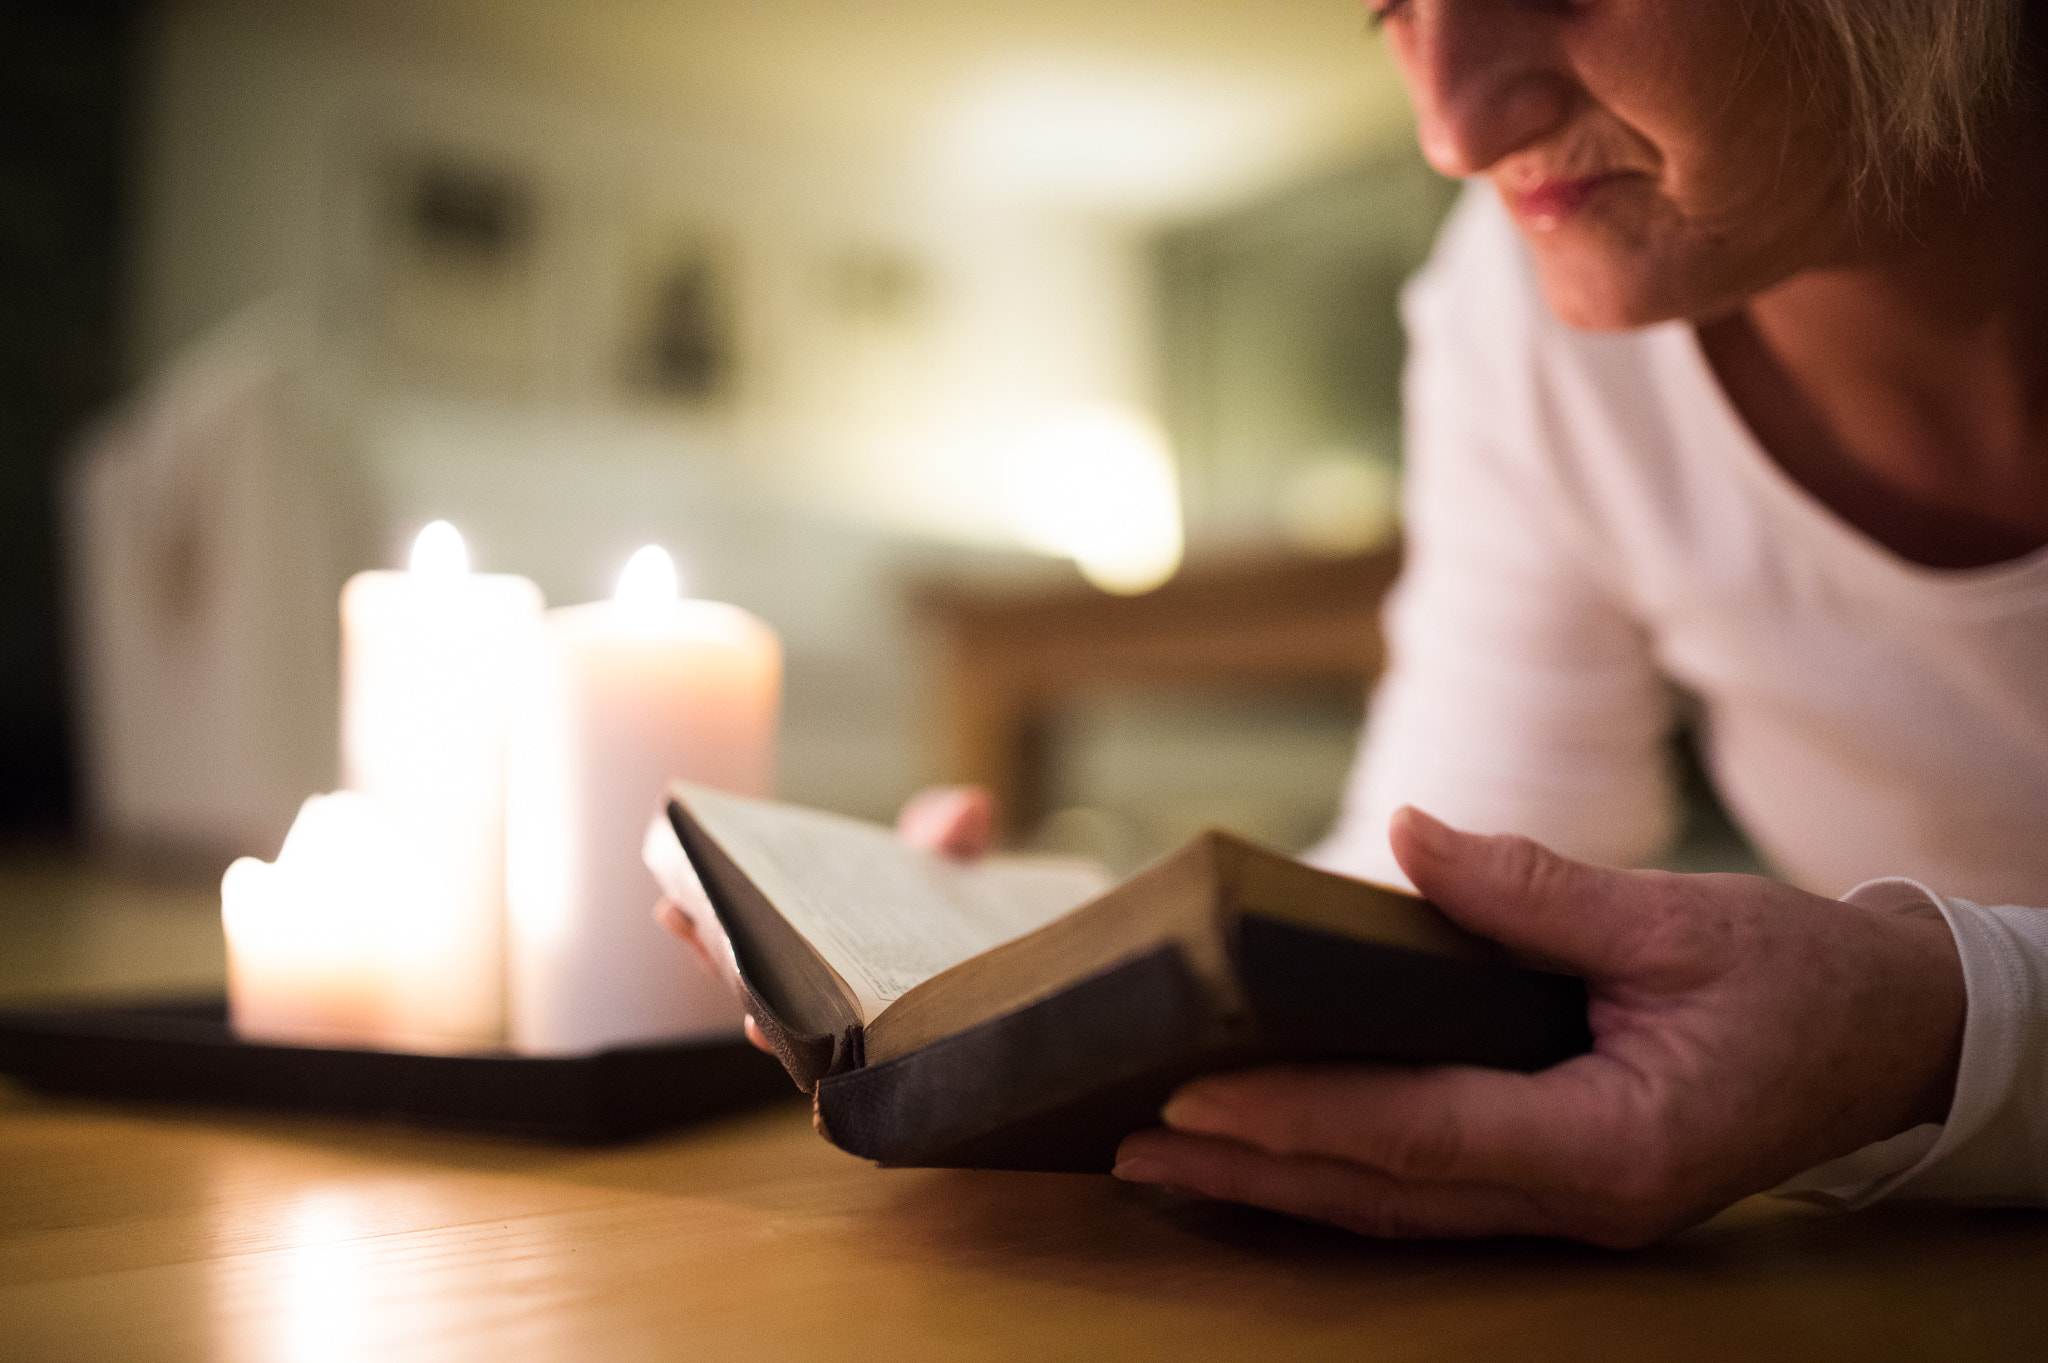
1006, 405, 1184, 594
221, 791, 465, 1051
330, 548, 543, 1051
614, 544, 681, 609
409, 520, 469, 578
210, 1187, 398, 1363
1275, 453, 1400, 557
929, 58, 1295, 213
223, 792, 425, 959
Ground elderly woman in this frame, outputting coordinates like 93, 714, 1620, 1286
679, 0, 2048, 1245
1098, 0, 2048, 1245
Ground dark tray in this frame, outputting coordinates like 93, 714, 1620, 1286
0, 996, 796, 1142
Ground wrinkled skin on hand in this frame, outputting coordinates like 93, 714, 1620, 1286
1112, 807, 1966, 1248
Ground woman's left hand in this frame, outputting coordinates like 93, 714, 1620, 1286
1112, 807, 1968, 1248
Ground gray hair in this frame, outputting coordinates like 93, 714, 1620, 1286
1784, 0, 2030, 213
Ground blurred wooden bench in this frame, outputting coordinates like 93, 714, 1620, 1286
911, 546, 1402, 837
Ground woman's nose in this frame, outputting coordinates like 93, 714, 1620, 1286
1397, 3, 1573, 177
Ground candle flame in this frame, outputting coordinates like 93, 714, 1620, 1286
409, 520, 469, 578
615, 544, 680, 609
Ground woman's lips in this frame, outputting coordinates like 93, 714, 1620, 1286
1503, 172, 1630, 228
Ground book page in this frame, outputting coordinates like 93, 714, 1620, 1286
675, 785, 1112, 1022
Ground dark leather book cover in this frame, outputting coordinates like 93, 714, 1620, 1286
665, 797, 861, 1091
816, 924, 1589, 1172
658, 796, 1591, 1173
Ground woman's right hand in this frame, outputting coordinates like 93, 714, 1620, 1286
652, 895, 777, 1052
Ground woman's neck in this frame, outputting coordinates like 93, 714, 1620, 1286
1698, 115, 2048, 569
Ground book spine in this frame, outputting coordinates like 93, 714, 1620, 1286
817, 944, 1234, 1172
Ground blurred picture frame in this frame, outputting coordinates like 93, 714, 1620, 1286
369, 149, 546, 398
617, 225, 736, 408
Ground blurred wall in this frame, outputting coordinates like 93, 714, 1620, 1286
128, 1, 1169, 546
1160, 146, 1454, 545
85, 1, 1187, 852
0, 1, 146, 834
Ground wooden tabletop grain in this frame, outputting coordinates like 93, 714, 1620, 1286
4, 1076, 2046, 1362
3, 853, 2044, 1361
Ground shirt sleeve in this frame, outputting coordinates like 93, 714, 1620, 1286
1308, 186, 1677, 887
1776, 878, 2048, 1206
1308, 187, 2048, 1209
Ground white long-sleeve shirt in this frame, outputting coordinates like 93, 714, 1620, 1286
1313, 185, 2048, 1206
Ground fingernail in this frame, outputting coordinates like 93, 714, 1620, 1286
1159, 1092, 1218, 1131
1396, 805, 1452, 851
1111, 1157, 1164, 1183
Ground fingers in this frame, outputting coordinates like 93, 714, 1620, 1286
655, 892, 704, 945
1158, 1062, 1617, 1193
656, 898, 772, 1054
1113, 1128, 1557, 1241
896, 785, 998, 859
654, 895, 744, 1005
1390, 806, 1653, 976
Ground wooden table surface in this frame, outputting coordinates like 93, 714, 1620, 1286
4, 852, 2046, 1360
5, 1077, 2047, 1362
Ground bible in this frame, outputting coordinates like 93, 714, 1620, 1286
644, 783, 1591, 1173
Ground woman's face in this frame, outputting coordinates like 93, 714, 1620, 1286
1375, 0, 1858, 329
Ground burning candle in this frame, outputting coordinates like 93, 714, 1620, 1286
337, 521, 544, 1049
506, 545, 778, 1055
223, 792, 456, 1050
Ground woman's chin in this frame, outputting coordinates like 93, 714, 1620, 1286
1531, 247, 1706, 333
1525, 211, 1787, 332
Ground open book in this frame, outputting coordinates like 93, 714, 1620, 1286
645, 783, 1591, 1172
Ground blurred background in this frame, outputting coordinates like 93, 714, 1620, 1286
3, 0, 1576, 1000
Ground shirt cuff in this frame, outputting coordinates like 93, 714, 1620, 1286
1775, 878, 2039, 1208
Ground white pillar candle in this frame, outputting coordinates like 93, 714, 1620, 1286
507, 545, 778, 1056
339, 521, 544, 1050
223, 791, 467, 1051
